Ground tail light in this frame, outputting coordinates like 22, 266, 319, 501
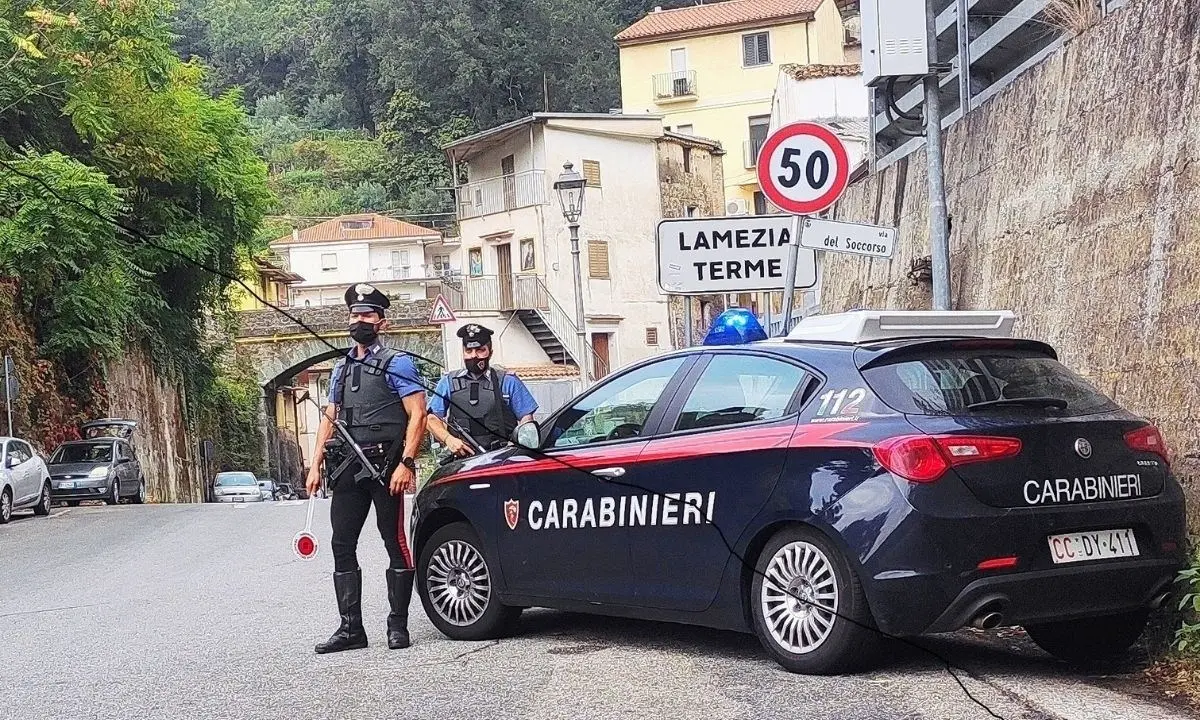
1124, 425, 1169, 464
874, 435, 1023, 483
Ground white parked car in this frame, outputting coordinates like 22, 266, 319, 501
213, 472, 264, 503
1, 437, 52, 523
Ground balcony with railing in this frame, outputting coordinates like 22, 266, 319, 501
653, 70, 698, 102
455, 169, 547, 221
743, 136, 767, 168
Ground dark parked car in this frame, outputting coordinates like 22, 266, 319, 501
411, 310, 1185, 675
48, 419, 145, 506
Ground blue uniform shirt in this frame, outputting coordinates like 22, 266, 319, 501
428, 370, 538, 420
327, 344, 426, 405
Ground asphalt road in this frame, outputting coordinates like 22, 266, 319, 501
1, 501, 1193, 720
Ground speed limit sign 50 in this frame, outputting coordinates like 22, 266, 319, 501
756, 122, 851, 216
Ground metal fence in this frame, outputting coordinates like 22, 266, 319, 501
653, 70, 698, 100
454, 170, 547, 220
871, 0, 1078, 170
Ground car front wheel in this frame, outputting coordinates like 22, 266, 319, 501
132, 478, 146, 505
106, 479, 120, 506
417, 521, 521, 641
0, 488, 11, 524
1025, 610, 1149, 665
749, 526, 878, 675
33, 482, 51, 516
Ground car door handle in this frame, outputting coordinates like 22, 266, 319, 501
591, 467, 625, 479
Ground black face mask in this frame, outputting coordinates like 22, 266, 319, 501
349, 321, 380, 346
465, 357, 489, 375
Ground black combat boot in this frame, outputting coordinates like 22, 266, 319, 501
315, 569, 368, 654
386, 568, 414, 649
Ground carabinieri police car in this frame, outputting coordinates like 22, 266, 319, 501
411, 309, 1186, 674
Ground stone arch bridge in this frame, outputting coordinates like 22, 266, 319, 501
233, 301, 445, 482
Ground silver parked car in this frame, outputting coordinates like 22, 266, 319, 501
0, 436, 52, 523
214, 472, 263, 503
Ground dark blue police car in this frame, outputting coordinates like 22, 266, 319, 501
411, 310, 1185, 674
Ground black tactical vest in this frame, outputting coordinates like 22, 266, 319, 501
336, 347, 410, 447
446, 366, 518, 450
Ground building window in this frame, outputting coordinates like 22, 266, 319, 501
753, 191, 768, 216
686, 206, 698, 217
742, 32, 771, 67
682, 146, 692, 174
587, 240, 610, 279
749, 115, 771, 164
645, 327, 659, 346
397, 293, 412, 301
677, 124, 694, 135
432, 254, 450, 273
321, 253, 337, 271
340, 219, 372, 231
582, 159, 602, 188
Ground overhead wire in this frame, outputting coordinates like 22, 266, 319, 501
0, 158, 1007, 719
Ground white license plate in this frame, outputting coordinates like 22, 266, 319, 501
58, 481, 75, 489
1048, 528, 1139, 564
233, 496, 244, 502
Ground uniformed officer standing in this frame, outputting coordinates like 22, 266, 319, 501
426, 323, 538, 455
304, 283, 428, 654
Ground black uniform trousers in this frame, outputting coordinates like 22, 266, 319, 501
329, 465, 413, 573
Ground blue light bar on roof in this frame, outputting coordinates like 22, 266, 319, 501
702, 308, 768, 346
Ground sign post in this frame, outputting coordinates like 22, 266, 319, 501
755, 122, 852, 334
2, 355, 15, 436
427, 293, 456, 374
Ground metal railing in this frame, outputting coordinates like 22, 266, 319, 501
454, 170, 547, 220
743, 136, 767, 168
653, 70, 698, 101
437, 274, 608, 377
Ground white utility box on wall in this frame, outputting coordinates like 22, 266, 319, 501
861, 0, 931, 86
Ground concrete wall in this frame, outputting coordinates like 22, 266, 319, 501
822, 0, 1200, 517
618, 2, 845, 206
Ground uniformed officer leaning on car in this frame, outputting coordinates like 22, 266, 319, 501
304, 283, 427, 654
426, 323, 538, 455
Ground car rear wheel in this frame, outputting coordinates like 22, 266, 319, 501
1025, 610, 1149, 665
417, 521, 521, 641
106, 479, 120, 506
0, 488, 11, 524
750, 526, 878, 675
33, 482, 51, 516
132, 478, 146, 505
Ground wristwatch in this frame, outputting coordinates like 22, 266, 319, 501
401, 456, 417, 472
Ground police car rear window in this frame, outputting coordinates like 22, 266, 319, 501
860, 349, 1118, 417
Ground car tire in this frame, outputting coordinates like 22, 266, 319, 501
417, 521, 521, 641
33, 482, 51, 516
1025, 609, 1150, 665
132, 478, 146, 505
106, 479, 120, 506
0, 487, 11, 524
749, 526, 878, 675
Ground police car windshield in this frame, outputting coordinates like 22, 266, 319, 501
51, 442, 112, 464
215, 473, 258, 486
862, 349, 1118, 417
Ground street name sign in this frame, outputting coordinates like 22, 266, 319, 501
800, 217, 897, 259
757, 122, 851, 216
656, 216, 818, 295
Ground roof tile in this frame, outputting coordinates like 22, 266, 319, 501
616, 0, 822, 43
272, 214, 440, 247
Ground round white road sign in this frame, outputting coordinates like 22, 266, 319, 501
756, 122, 851, 216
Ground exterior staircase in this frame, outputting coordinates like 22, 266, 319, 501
516, 309, 574, 366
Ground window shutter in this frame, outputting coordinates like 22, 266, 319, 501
587, 241, 610, 279
742, 35, 756, 66
582, 159, 601, 188
758, 33, 771, 64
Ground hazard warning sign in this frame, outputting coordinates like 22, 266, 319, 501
428, 293, 456, 324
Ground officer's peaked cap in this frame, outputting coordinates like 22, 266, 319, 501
345, 283, 390, 314
457, 323, 494, 348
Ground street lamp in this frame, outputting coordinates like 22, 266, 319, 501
553, 162, 589, 385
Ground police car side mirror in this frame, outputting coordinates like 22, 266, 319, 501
514, 421, 541, 451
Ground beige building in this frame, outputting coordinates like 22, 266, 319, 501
616, 0, 848, 215
439, 113, 726, 383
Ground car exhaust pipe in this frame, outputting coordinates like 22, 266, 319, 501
1150, 591, 1171, 610
971, 612, 1003, 630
